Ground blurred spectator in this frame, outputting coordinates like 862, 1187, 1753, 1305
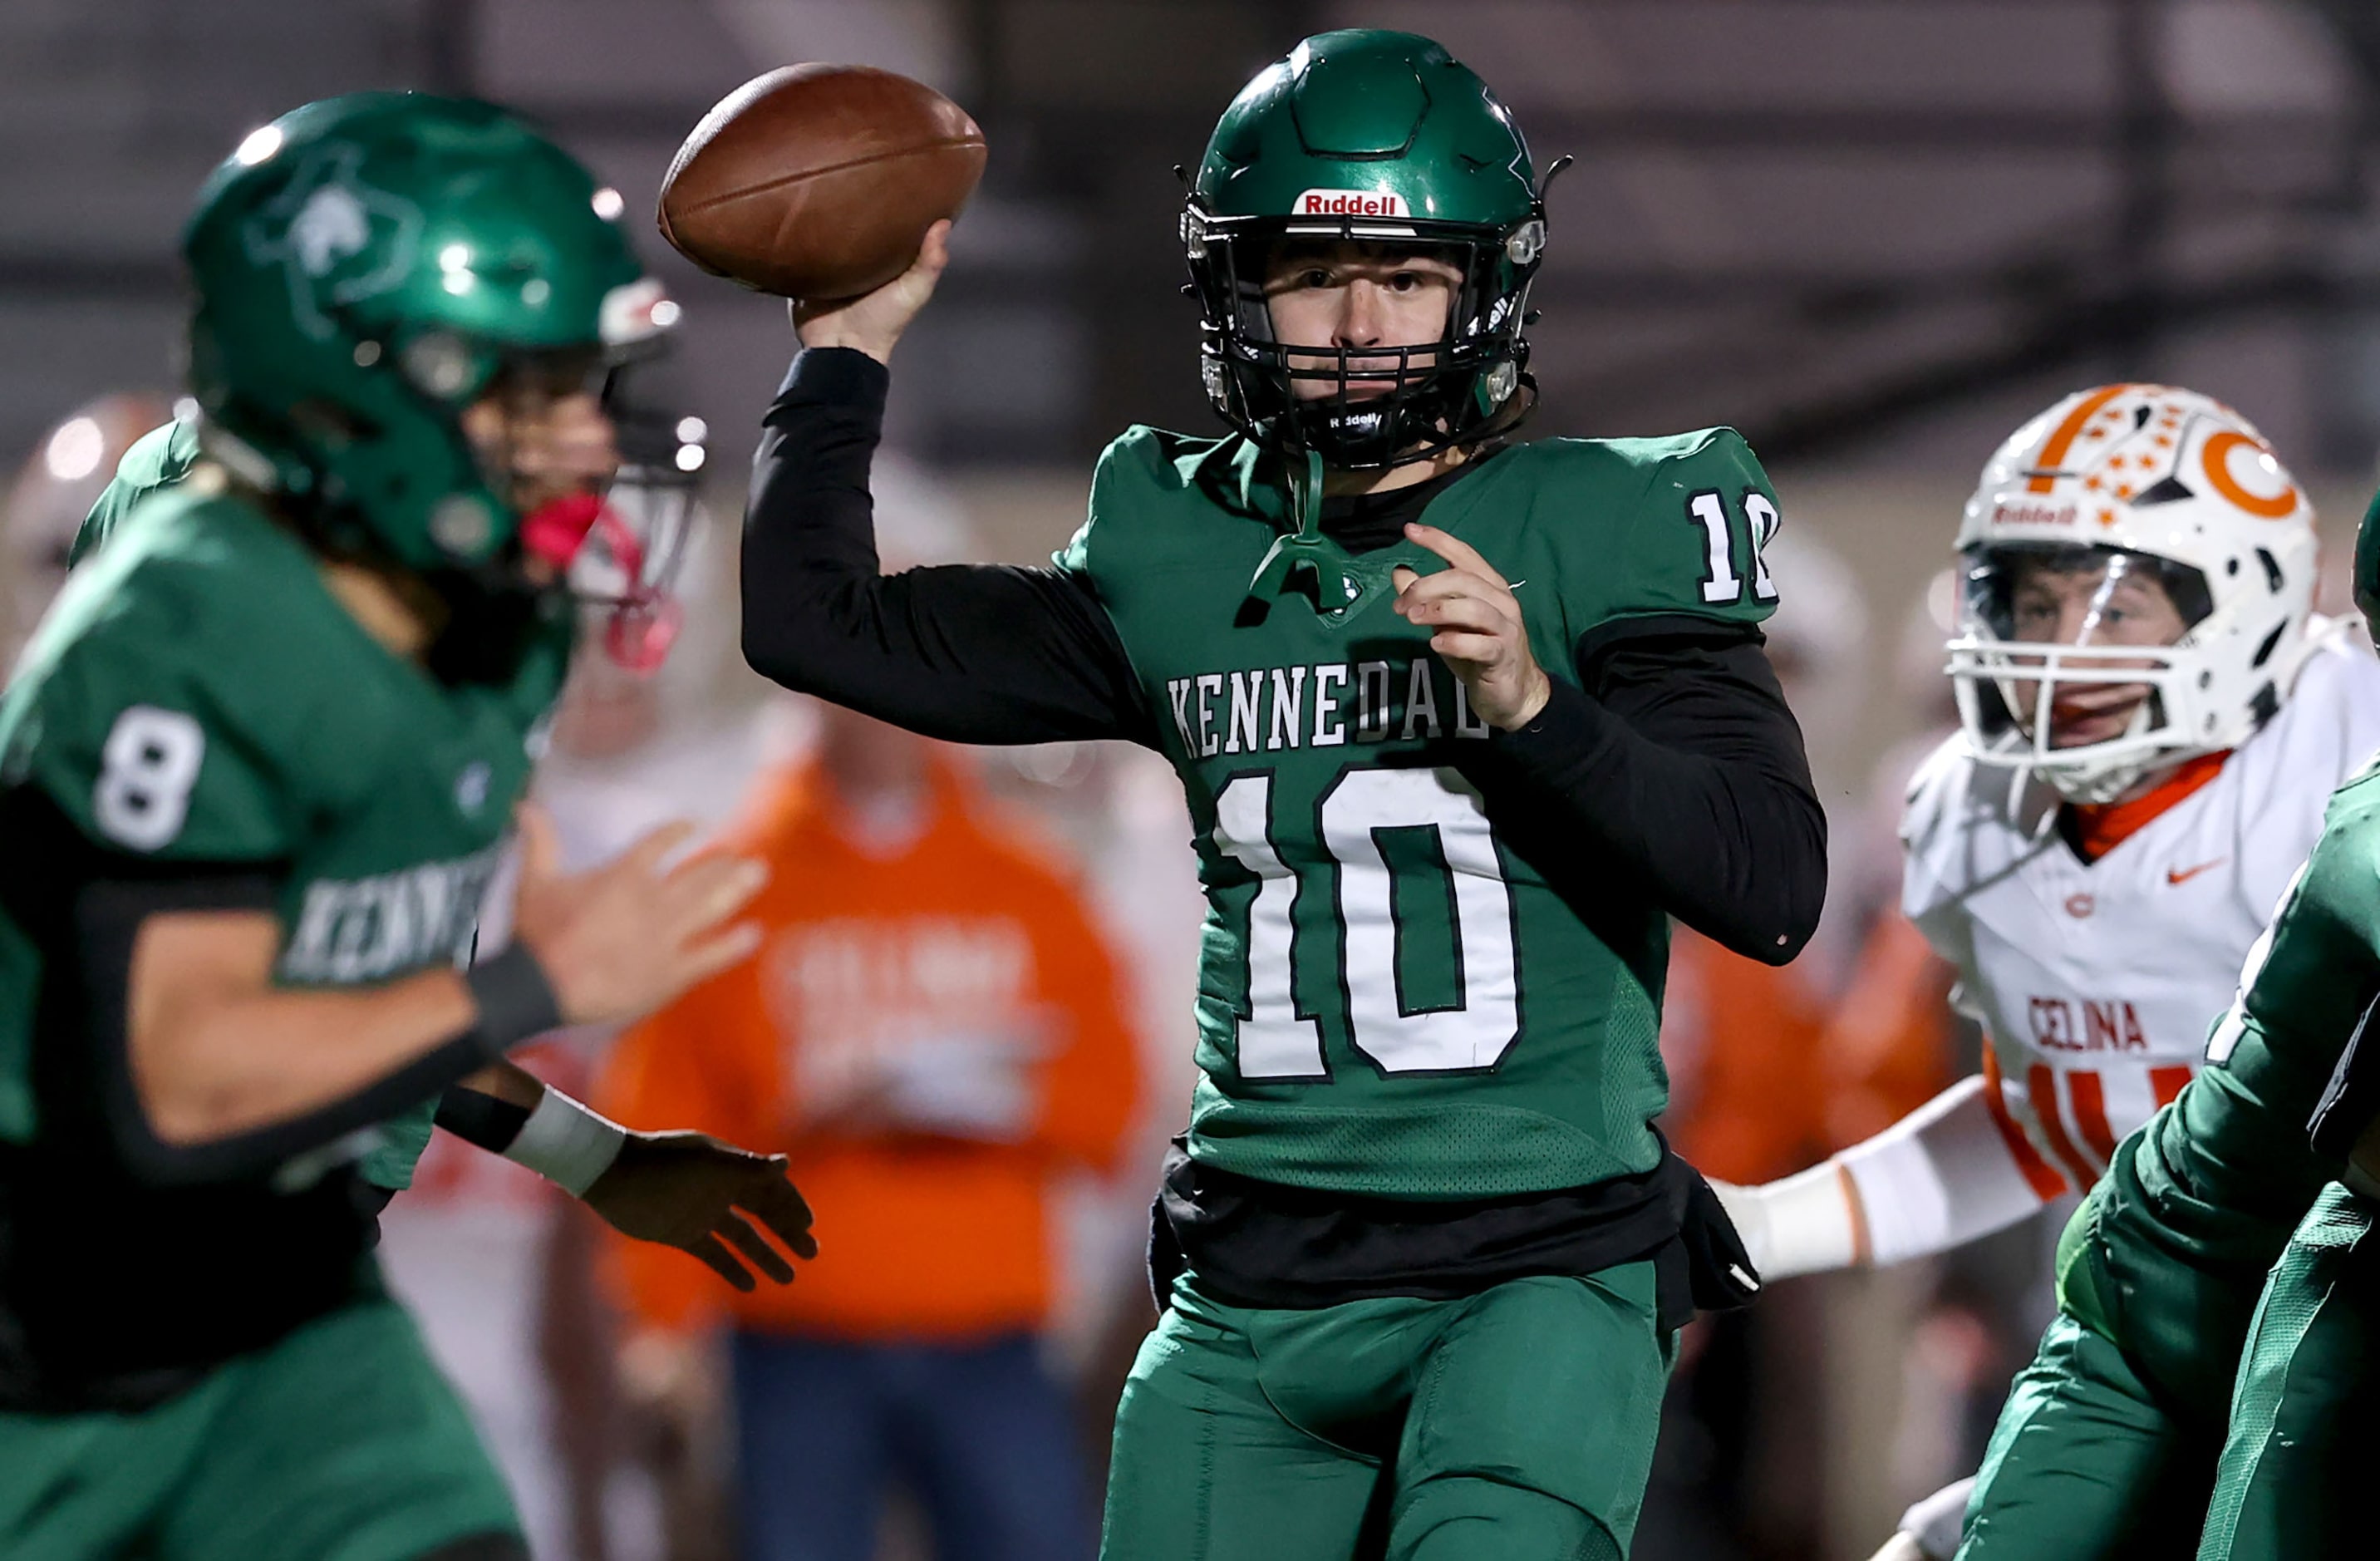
976, 739, 1203, 1459
598, 700, 1142, 1561
3, 392, 174, 667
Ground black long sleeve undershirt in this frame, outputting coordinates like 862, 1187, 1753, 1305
741, 347, 1826, 962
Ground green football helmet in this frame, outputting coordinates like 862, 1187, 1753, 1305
1184, 30, 1548, 470
181, 92, 674, 585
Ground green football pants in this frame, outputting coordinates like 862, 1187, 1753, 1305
1100, 1264, 1673, 1561
1957, 1312, 2220, 1559
0, 1298, 519, 1561
2196, 1183, 2377, 1561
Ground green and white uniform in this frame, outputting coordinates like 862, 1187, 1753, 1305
0, 76, 671, 1560
1069, 427, 1777, 1198
1071, 424, 1780, 1560
1962, 763, 2380, 1558
736, 29, 1812, 1561
0, 480, 567, 1558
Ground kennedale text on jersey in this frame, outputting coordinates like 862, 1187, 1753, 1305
279, 840, 508, 985
1165, 657, 1496, 760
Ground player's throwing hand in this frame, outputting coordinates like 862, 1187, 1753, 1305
1391, 521, 1552, 731
511, 805, 769, 1028
790, 217, 952, 367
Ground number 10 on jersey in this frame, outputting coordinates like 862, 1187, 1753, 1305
1211, 766, 1521, 1080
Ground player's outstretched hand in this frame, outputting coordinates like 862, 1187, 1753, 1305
790, 218, 952, 367
1391, 522, 1551, 730
585, 1130, 819, 1291
511, 805, 768, 1029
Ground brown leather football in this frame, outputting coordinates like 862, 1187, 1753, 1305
657, 65, 986, 301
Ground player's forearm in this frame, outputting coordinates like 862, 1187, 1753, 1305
740, 348, 1153, 744
1730, 1076, 2051, 1279
118, 903, 563, 1184
1485, 638, 1827, 962
138, 966, 480, 1144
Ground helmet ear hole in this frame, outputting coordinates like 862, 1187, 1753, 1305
2255, 549, 2284, 593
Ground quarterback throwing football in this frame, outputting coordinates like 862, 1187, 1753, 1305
739, 29, 1824, 1561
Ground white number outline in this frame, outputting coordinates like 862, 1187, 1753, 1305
1686, 490, 1740, 604
1212, 771, 1329, 1080
1211, 765, 1521, 1081
1684, 488, 1783, 606
1743, 489, 1781, 603
93, 705, 205, 852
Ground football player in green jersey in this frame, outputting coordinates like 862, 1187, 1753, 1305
2186, 503, 2380, 1561
1955, 496, 2380, 1560
0, 95, 815, 1561
732, 29, 1825, 1561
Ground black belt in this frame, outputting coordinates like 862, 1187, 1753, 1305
1148, 1134, 1761, 1329
0, 1149, 391, 1414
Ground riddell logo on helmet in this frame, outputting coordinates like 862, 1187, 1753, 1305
1991, 501, 2078, 528
1295, 189, 1409, 219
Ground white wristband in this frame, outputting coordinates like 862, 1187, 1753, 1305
1724, 1161, 1864, 1281
504, 1088, 628, 1198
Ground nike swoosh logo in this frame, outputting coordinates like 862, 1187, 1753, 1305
2166, 859, 2226, 885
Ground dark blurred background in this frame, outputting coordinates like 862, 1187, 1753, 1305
16, 1, 2380, 470
8, 3, 2380, 1558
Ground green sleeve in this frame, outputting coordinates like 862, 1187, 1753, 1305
71, 420, 200, 567
360, 1106, 438, 1190
15, 558, 314, 866
2169, 776, 2380, 1222
1050, 425, 1182, 579
1534, 426, 1783, 648
2221, 784, 2380, 1076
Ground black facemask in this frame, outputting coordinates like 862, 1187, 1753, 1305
420, 561, 571, 687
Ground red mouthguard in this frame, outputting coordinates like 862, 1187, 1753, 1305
520, 492, 682, 674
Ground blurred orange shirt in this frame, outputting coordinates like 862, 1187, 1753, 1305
1662, 914, 1957, 1184
597, 757, 1142, 1342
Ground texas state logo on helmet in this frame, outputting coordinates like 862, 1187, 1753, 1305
1946, 383, 2315, 803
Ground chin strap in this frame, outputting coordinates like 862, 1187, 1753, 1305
519, 492, 684, 672
1245, 447, 1378, 618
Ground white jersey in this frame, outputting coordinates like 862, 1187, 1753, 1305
1901, 622, 2380, 1193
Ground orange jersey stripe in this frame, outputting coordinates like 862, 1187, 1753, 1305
1837, 1163, 1872, 1266
2066, 1069, 2119, 1169
2028, 1062, 2102, 1189
1983, 1048, 2069, 1200
2150, 1065, 2194, 1108
2026, 383, 2132, 493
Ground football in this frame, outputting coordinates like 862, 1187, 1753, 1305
656, 64, 986, 301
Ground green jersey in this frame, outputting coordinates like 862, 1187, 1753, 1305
2066, 761, 2380, 1408
1061, 426, 1779, 1199
0, 482, 568, 1189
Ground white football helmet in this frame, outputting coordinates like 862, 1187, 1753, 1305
1945, 383, 2315, 805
